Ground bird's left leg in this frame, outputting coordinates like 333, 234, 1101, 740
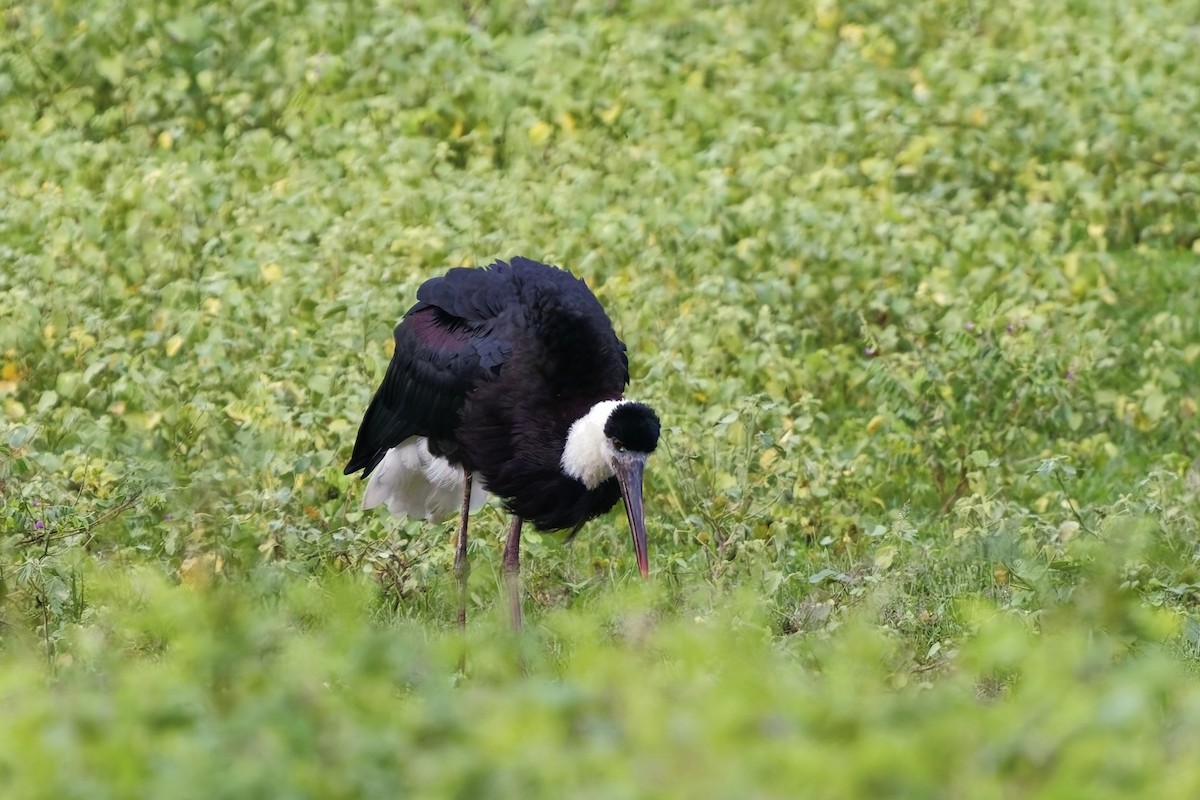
503, 515, 524, 631
455, 471, 473, 631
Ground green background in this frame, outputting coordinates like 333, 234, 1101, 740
3, 0, 1200, 796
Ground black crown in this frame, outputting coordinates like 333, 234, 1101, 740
604, 402, 661, 453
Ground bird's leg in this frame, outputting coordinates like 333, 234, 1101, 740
503, 515, 524, 631
455, 470, 472, 632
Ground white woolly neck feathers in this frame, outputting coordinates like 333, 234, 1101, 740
561, 399, 629, 489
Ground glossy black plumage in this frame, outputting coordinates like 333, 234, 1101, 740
605, 402, 661, 453
344, 257, 634, 531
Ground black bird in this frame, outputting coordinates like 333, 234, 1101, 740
345, 257, 661, 629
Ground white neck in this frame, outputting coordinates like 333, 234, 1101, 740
561, 400, 625, 489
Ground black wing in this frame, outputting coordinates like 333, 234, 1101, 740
513, 257, 630, 399
344, 267, 519, 477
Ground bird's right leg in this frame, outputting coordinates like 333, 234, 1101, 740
503, 515, 524, 631
455, 471, 472, 631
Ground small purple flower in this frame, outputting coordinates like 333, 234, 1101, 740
1005, 324, 1014, 334
35, 520, 44, 530
32, 499, 39, 507
1066, 371, 1076, 381
864, 347, 877, 357
164, 514, 174, 521
965, 321, 975, 331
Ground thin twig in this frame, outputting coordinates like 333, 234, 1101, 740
15, 494, 142, 547
1053, 471, 1093, 535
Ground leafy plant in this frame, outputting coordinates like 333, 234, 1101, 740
2, 0, 1200, 795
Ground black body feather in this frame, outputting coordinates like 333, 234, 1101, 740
345, 257, 633, 531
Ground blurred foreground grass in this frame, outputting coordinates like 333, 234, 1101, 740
4, 556, 1200, 799
3, 0, 1200, 796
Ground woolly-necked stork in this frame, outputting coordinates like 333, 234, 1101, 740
344, 257, 660, 629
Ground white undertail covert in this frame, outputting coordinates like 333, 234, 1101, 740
363, 437, 488, 521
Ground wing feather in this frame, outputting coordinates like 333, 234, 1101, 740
344, 293, 511, 477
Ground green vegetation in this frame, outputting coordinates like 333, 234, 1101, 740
3, 0, 1200, 796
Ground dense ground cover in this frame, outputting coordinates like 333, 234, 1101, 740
2, 0, 1200, 796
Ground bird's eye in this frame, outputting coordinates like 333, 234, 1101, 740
613, 439, 626, 452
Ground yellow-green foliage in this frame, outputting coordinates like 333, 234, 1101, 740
2, 0, 1200, 796
3, 567, 1200, 799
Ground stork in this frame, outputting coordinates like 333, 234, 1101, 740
344, 257, 660, 630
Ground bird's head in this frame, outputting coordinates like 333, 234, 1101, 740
561, 399, 661, 577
